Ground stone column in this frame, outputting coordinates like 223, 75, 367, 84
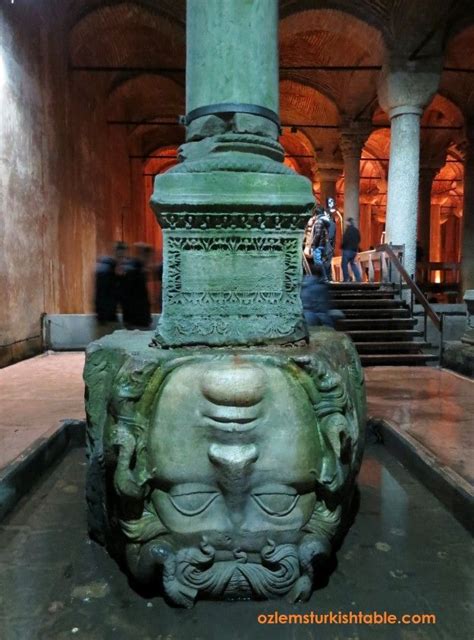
152, 0, 314, 346
186, 0, 279, 141
316, 165, 342, 207
340, 124, 371, 227
378, 59, 441, 280
360, 203, 372, 251
431, 203, 441, 262
417, 166, 437, 265
461, 130, 474, 293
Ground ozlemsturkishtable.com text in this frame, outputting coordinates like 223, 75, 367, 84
257, 611, 437, 625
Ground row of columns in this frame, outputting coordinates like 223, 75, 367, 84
313, 58, 472, 292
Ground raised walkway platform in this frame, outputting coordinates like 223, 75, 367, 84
365, 366, 473, 531
0, 352, 85, 471
0, 354, 472, 530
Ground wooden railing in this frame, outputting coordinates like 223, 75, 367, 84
331, 245, 404, 283
417, 262, 461, 285
378, 244, 442, 332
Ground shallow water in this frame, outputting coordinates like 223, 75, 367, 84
0, 444, 472, 640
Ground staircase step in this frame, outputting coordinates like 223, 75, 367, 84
329, 283, 390, 291
345, 329, 423, 341
342, 308, 410, 318
354, 341, 431, 353
360, 353, 439, 366
336, 318, 416, 330
333, 299, 405, 309
331, 291, 395, 299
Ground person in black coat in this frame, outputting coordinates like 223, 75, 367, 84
94, 241, 127, 325
301, 262, 334, 327
121, 243, 152, 329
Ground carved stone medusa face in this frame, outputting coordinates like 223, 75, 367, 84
148, 362, 320, 548
107, 351, 364, 607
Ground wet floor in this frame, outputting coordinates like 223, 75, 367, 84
0, 444, 472, 640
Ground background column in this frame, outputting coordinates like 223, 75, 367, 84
378, 59, 441, 280
316, 165, 342, 207
417, 166, 438, 267
461, 125, 474, 293
340, 123, 371, 227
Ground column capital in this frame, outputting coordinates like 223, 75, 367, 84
316, 164, 343, 183
340, 123, 372, 159
377, 56, 442, 119
339, 131, 370, 159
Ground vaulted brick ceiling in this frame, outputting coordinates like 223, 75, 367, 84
68, 0, 474, 175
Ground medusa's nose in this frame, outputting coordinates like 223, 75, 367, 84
201, 363, 267, 408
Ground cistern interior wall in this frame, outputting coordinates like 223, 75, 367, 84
1, 0, 474, 366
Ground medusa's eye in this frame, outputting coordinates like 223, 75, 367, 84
251, 485, 299, 517
168, 484, 220, 516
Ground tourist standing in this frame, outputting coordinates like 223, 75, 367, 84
341, 218, 362, 283
311, 205, 331, 282
324, 197, 337, 281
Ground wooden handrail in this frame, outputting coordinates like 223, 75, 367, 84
376, 244, 441, 331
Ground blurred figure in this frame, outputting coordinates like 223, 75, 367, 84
416, 240, 426, 282
301, 261, 334, 327
148, 251, 164, 313
122, 243, 152, 329
94, 241, 128, 327
341, 218, 362, 283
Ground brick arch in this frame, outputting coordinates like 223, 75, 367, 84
69, 2, 185, 70
280, 79, 339, 125
280, 129, 318, 179
279, 8, 384, 117
280, 79, 341, 169
441, 22, 474, 119
107, 73, 184, 123
280, 0, 389, 37
127, 124, 183, 159
68, 0, 184, 30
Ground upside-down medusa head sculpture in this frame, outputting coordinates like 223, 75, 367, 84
85, 332, 365, 607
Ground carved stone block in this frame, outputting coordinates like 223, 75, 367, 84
150, 138, 314, 347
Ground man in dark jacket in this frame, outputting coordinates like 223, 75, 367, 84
341, 218, 362, 283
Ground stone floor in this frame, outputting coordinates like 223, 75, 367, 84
365, 366, 474, 488
0, 353, 85, 470
0, 444, 472, 640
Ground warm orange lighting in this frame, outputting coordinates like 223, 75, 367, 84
434, 271, 442, 284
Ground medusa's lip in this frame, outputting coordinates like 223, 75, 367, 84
202, 403, 262, 432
